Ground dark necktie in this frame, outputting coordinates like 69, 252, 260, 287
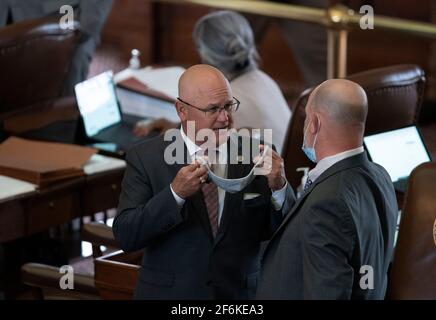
199, 150, 219, 236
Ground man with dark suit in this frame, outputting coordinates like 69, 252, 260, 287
256, 79, 398, 299
0, 0, 113, 94
113, 64, 294, 299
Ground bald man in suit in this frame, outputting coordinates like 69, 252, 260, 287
256, 79, 398, 299
113, 64, 294, 299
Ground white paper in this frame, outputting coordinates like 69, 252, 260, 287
83, 154, 126, 175
133, 66, 185, 100
114, 66, 185, 101
116, 87, 180, 123
0, 175, 37, 201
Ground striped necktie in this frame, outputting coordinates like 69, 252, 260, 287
199, 149, 219, 237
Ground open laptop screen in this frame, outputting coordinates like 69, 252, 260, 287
75, 71, 121, 137
364, 126, 430, 182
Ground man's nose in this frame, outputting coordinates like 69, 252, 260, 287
217, 108, 229, 122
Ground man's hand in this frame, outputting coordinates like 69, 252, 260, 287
133, 118, 178, 137
171, 161, 208, 199
254, 145, 286, 191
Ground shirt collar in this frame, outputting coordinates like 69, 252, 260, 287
308, 146, 364, 182
180, 126, 201, 158
180, 127, 228, 158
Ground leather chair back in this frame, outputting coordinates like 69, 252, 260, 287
282, 65, 426, 189
0, 16, 82, 137
387, 162, 436, 299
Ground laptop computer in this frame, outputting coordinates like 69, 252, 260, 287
363, 125, 431, 192
74, 71, 147, 153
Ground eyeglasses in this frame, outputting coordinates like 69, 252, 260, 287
177, 97, 240, 118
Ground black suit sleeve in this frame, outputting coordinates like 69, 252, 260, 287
301, 198, 357, 299
113, 148, 184, 252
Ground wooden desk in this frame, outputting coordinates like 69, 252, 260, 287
0, 192, 35, 242
0, 168, 124, 243
81, 169, 124, 217
94, 250, 142, 300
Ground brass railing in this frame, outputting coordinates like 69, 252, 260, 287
157, 0, 436, 79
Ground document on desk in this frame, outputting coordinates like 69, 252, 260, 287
83, 154, 126, 175
0, 137, 97, 186
0, 175, 37, 201
115, 66, 185, 102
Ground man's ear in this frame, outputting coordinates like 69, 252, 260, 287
175, 101, 187, 122
309, 114, 319, 134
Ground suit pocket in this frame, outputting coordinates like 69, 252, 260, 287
138, 266, 174, 287
243, 195, 269, 208
246, 271, 260, 289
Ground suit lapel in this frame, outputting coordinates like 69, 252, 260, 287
163, 130, 214, 242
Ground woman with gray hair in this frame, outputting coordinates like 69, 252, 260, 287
134, 10, 291, 154
193, 10, 260, 81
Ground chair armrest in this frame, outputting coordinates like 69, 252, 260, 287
21, 263, 99, 298
82, 222, 119, 254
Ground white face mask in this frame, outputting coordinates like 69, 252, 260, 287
197, 145, 270, 193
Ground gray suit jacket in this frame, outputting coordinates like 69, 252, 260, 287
113, 131, 294, 299
256, 152, 398, 299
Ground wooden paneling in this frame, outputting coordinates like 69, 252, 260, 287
98, 0, 155, 72
81, 169, 124, 217
0, 200, 26, 242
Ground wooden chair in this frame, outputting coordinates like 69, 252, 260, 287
387, 162, 436, 299
21, 222, 118, 300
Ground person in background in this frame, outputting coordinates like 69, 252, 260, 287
0, 0, 113, 94
134, 10, 292, 155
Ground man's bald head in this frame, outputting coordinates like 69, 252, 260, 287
179, 64, 231, 105
310, 79, 368, 127
176, 64, 234, 146
303, 79, 368, 160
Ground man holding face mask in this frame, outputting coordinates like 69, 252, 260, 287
113, 64, 294, 300
256, 79, 398, 300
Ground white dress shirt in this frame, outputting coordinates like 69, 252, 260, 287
308, 146, 365, 183
170, 128, 288, 225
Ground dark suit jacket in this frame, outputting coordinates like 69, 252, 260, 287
113, 131, 291, 299
256, 152, 398, 299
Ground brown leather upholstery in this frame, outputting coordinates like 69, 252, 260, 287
281, 88, 312, 189
387, 162, 436, 299
282, 64, 426, 189
0, 16, 82, 134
